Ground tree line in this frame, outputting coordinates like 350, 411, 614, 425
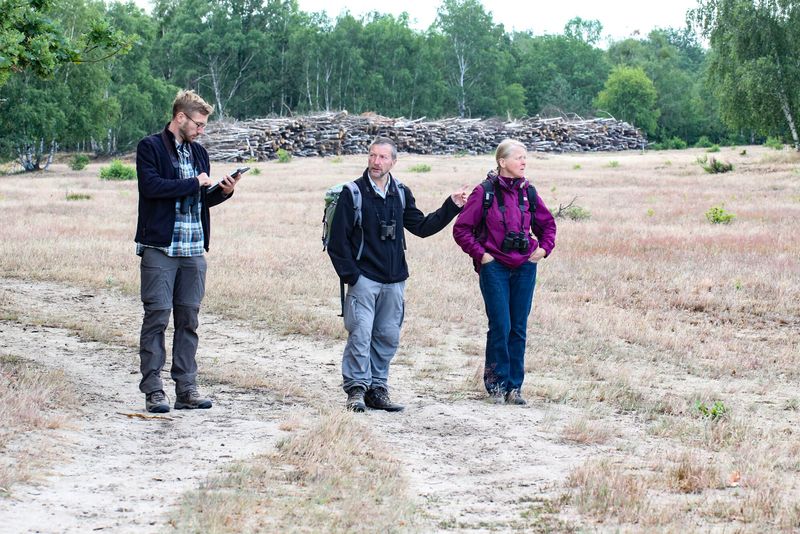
1, 0, 799, 167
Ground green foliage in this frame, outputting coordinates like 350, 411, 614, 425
65, 191, 91, 201
651, 136, 689, 150
646, 208, 655, 217
694, 135, 713, 148
702, 157, 734, 174
250, 167, 261, 176
705, 205, 735, 224
765, 136, 784, 150
695, 400, 728, 420
573, 164, 581, 170
552, 202, 591, 221
594, 65, 660, 135
99, 159, 135, 180
70, 154, 90, 170
0, 0, 132, 87
408, 163, 431, 173
607, 160, 619, 168
692, 0, 800, 147
706, 144, 720, 153
276, 149, 292, 163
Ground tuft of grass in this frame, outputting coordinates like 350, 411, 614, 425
250, 167, 261, 176
408, 163, 432, 173
573, 164, 581, 170
561, 417, 613, 445
0, 354, 76, 494
65, 191, 92, 201
172, 410, 416, 533
330, 156, 343, 164
706, 144, 720, 153
607, 160, 620, 168
567, 460, 649, 523
99, 160, 135, 181
665, 451, 721, 493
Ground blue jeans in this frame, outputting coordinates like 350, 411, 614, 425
478, 260, 537, 393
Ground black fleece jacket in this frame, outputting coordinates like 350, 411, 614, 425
134, 126, 231, 251
327, 171, 462, 285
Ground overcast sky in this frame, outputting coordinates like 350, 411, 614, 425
295, 0, 700, 43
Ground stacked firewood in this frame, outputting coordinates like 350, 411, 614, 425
199, 112, 647, 161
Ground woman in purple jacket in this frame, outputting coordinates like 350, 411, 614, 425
453, 139, 557, 405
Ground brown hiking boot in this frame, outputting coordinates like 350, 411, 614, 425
505, 389, 527, 405
487, 387, 505, 405
174, 386, 212, 410
346, 387, 366, 412
364, 387, 404, 412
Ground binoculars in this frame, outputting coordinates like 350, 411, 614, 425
501, 231, 530, 252
380, 220, 397, 241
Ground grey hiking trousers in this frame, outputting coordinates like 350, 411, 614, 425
138, 248, 207, 395
342, 275, 405, 392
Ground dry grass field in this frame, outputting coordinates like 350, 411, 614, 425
1, 145, 799, 532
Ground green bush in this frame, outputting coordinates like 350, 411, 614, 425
705, 205, 735, 224
706, 144, 720, 153
765, 136, 784, 150
99, 160, 135, 181
250, 167, 261, 175
607, 160, 619, 168
696, 400, 728, 420
70, 154, 90, 171
702, 157, 734, 174
408, 163, 431, 173
694, 136, 713, 148
276, 149, 292, 163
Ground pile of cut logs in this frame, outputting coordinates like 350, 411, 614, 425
199, 112, 647, 162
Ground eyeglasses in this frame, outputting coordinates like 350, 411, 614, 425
183, 113, 207, 129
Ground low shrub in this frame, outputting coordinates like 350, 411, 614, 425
276, 149, 292, 163
70, 154, 90, 171
99, 160, 135, 181
705, 205, 735, 224
765, 136, 784, 150
408, 164, 431, 173
694, 136, 713, 148
706, 145, 720, 153
702, 157, 734, 174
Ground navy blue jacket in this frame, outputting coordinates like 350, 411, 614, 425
327, 171, 462, 285
134, 126, 231, 251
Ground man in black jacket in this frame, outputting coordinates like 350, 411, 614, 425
135, 89, 241, 413
327, 137, 468, 412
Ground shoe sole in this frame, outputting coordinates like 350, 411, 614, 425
174, 401, 212, 410
146, 404, 170, 413
365, 402, 404, 412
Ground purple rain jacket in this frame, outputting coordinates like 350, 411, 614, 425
453, 173, 557, 272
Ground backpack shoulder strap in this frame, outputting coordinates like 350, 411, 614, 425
473, 179, 495, 241
526, 184, 537, 216
394, 179, 406, 210
343, 181, 365, 260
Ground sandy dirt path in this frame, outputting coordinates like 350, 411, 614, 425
0, 278, 587, 532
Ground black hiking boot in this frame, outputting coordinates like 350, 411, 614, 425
145, 390, 170, 413
364, 387, 405, 412
174, 387, 212, 410
346, 387, 366, 413
505, 389, 527, 406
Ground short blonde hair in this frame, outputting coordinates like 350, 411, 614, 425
172, 89, 214, 119
495, 138, 527, 172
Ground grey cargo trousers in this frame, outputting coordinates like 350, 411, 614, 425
342, 275, 405, 392
138, 248, 207, 395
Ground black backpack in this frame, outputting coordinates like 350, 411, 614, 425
473, 177, 538, 241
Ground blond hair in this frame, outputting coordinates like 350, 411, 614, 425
495, 138, 527, 173
172, 89, 214, 119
